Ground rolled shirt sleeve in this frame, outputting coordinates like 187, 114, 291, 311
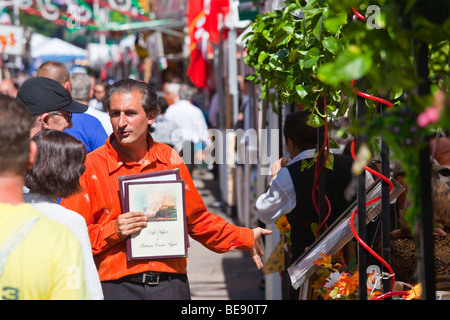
254, 167, 297, 225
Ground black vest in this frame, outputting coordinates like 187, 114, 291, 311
286, 154, 355, 261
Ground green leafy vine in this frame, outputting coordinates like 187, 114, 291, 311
244, 0, 450, 231
243, 0, 348, 120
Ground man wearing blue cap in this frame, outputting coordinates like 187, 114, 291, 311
17, 76, 88, 137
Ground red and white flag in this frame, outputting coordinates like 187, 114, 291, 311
205, 0, 230, 44
186, 0, 230, 89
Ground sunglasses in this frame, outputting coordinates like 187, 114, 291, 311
49, 111, 72, 122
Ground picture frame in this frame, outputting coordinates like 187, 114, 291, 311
118, 169, 188, 261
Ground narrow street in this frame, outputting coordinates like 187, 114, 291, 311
187, 169, 265, 300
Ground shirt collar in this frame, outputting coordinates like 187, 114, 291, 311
24, 193, 57, 204
287, 148, 317, 166
105, 134, 169, 174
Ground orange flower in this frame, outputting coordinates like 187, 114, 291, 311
312, 253, 358, 300
313, 253, 333, 269
335, 271, 359, 297
275, 215, 291, 233
406, 283, 422, 300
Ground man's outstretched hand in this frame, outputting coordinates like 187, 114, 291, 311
250, 227, 273, 270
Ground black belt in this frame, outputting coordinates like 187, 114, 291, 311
121, 272, 184, 286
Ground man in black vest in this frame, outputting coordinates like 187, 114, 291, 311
255, 110, 356, 299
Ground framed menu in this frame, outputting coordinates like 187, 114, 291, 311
119, 169, 188, 260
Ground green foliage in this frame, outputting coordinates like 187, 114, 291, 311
244, 0, 450, 232
365, 106, 429, 226
322, 0, 450, 228
244, 0, 450, 121
18, 11, 61, 37
244, 0, 348, 118
319, 0, 450, 113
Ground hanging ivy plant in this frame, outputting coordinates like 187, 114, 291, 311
318, 0, 450, 227
244, 0, 450, 232
243, 0, 350, 124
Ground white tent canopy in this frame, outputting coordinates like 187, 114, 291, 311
30, 33, 87, 60
29, 33, 88, 73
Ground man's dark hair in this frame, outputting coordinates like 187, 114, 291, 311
283, 110, 317, 151
103, 79, 159, 133
157, 96, 169, 114
0, 94, 31, 175
26, 130, 86, 198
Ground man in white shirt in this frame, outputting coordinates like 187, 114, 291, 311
254, 111, 364, 299
256, 149, 317, 224
164, 82, 211, 172
254, 111, 360, 268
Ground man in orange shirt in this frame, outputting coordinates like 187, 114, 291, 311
61, 79, 271, 300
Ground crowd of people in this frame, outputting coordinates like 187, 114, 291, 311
0, 59, 448, 300
0, 61, 271, 300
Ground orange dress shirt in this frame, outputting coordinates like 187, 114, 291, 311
61, 134, 254, 282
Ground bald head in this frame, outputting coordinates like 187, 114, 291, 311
37, 61, 71, 89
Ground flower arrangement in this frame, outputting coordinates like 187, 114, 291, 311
312, 253, 423, 300
311, 253, 358, 300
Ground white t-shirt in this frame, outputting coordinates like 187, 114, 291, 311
24, 193, 104, 300
164, 99, 211, 148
